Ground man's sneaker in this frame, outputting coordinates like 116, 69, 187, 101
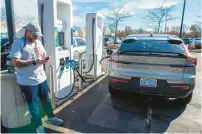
36, 125, 46, 133
46, 117, 64, 126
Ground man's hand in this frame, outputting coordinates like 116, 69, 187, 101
11, 58, 49, 67
36, 58, 49, 64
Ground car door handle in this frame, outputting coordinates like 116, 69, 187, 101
75, 50, 78, 52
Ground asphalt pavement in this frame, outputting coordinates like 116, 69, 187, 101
51, 52, 201, 133
5, 52, 200, 133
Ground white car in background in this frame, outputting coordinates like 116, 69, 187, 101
72, 36, 86, 62
189, 38, 201, 49
116, 38, 122, 44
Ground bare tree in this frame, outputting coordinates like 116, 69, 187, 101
105, 4, 131, 44
1, 7, 26, 29
108, 24, 116, 35
24, 14, 37, 23
143, 0, 177, 33
1, 8, 8, 28
125, 26, 134, 35
189, 24, 201, 38
170, 26, 181, 33
195, 15, 201, 25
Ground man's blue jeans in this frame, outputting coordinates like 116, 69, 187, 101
19, 80, 55, 128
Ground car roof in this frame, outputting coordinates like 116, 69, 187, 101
126, 34, 181, 41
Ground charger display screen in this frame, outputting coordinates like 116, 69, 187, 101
58, 32, 64, 46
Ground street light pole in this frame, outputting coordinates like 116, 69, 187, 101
179, 0, 186, 38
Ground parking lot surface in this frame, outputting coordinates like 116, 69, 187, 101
52, 53, 201, 133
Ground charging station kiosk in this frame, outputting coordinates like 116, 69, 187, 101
1, 71, 31, 128
37, 0, 74, 101
1, 0, 74, 130
85, 13, 104, 78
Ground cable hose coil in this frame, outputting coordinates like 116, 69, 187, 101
55, 64, 75, 100
99, 56, 111, 64
55, 61, 86, 100
81, 18, 104, 74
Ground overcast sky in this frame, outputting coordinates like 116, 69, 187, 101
0, 0, 201, 31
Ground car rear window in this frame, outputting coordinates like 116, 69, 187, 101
119, 40, 185, 54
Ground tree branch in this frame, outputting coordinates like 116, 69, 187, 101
142, 0, 176, 33
105, 3, 132, 43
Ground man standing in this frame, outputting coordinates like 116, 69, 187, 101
10, 23, 64, 133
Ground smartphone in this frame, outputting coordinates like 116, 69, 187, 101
44, 56, 50, 60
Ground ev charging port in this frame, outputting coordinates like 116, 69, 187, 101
65, 57, 69, 61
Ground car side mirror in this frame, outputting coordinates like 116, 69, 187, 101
106, 49, 113, 55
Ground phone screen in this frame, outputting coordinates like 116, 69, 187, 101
44, 57, 49, 60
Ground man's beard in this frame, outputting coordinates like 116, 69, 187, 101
28, 37, 36, 43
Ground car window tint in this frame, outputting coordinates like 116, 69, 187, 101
120, 40, 185, 54
76, 38, 85, 46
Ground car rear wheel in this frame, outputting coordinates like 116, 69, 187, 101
176, 92, 193, 105
109, 84, 119, 97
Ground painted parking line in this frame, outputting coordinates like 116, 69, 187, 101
42, 74, 108, 132
43, 122, 80, 133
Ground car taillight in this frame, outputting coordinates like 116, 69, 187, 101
111, 53, 119, 63
182, 43, 197, 66
112, 78, 128, 83
170, 86, 190, 90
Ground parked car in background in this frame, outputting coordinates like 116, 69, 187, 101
115, 38, 122, 44
107, 34, 197, 105
104, 37, 114, 46
72, 36, 86, 62
183, 38, 192, 45
189, 38, 201, 49
120, 37, 125, 42
1, 38, 10, 70
1, 36, 86, 70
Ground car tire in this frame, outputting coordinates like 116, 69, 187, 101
176, 92, 193, 106
109, 84, 118, 97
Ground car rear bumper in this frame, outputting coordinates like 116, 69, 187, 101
109, 76, 195, 98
